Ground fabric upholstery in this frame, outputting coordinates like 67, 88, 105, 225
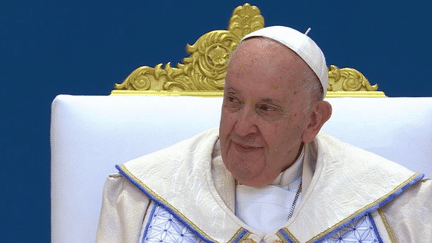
50, 95, 432, 243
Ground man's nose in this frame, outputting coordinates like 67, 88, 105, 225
234, 107, 258, 137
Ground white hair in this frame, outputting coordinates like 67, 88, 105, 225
301, 68, 324, 112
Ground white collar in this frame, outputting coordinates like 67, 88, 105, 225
272, 147, 304, 189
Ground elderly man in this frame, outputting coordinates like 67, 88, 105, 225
97, 26, 432, 243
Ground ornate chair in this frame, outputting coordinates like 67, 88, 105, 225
50, 4, 432, 243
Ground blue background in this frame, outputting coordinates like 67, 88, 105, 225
1, 0, 431, 241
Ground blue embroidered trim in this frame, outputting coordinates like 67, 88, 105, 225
142, 203, 205, 242
368, 213, 384, 243
377, 173, 424, 209
278, 229, 297, 243
116, 165, 216, 243
320, 213, 380, 243
141, 203, 158, 243
312, 173, 424, 243
231, 229, 249, 243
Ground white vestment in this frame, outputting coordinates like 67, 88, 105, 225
97, 128, 432, 243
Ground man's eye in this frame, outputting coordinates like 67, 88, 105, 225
227, 96, 239, 103
258, 104, 276, 112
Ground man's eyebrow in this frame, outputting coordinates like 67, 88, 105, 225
225, 87, 282, 105
225, 87, 238, 93
260, 98, 282, 106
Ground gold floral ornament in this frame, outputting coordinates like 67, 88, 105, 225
327, 65, 386, 97
228, 4, 264, 40
112, 3, 264, 96
112, 3, 385, 97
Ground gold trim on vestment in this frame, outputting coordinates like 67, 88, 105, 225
240, 239, 256, 243
119, 164, 221, 242
304, 173, 420, 242
378, 208, 397, 243
277, 230, 299, 243
230, 229, 251, 243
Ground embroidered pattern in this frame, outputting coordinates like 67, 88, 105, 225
322, 214, 381, 243
142, 204, 205, 243
141, 202, 384, 243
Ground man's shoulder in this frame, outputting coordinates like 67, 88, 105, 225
314, 132, 415, 173
381, 177, 432, 241
386, 176, 432, 212
118, 128, 220, 185
310, 132, 421, 204
302, 132, 428, 241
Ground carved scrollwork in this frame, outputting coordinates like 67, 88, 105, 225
113, 3, 264, 93
328, 65, 378, 92
182, 30, 239, 90
115, 65, 160, 91
112, 4, 385, 97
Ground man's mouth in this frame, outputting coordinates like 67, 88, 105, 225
232, 141, 263, 153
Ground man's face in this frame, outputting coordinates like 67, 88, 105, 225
219, 38, 313, 187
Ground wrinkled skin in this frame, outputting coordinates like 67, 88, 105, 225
219, 38, 332, 187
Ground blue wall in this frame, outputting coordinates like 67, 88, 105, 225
1, 0, 431, 241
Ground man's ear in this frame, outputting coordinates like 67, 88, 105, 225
301, 101, 332, 143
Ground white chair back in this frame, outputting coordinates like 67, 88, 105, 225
50, 95, 432, 243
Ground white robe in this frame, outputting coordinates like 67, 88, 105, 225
96, 128, 432, 243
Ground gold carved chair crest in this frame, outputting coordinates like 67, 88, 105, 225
111, 3, 385, 98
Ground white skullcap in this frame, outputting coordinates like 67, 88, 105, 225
240, 26, 328, 96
